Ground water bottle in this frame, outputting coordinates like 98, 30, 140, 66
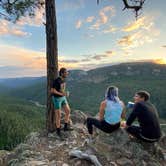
127, 101, 135, 109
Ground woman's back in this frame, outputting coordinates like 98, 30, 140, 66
104, 100, 123, 124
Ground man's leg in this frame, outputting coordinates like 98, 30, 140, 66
63, 103, 73, 131
63, 104, 70, 124
52, 96, 62, 136
55, 109, 61, 135
126, 126, 142, 139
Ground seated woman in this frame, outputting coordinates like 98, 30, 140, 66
86, 86, 126, 135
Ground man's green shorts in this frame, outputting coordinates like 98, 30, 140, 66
52, 96, 68, 109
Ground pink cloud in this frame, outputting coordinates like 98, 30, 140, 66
0, 20, 29, 37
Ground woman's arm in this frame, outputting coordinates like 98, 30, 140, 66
99, 100, 106, 121
120, 101, 126, 119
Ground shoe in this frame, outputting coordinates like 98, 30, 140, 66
56, 131, 65, 141
64, 123, 74, 131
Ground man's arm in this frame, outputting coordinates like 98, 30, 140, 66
50, 88, 66, 96
126, 103, 140, 126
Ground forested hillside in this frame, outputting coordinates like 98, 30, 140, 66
0, 96, 45, 150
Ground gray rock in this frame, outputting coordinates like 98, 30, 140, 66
116, 157, 133, 166
69, 149, 102, 166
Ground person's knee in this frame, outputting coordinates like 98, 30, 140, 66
55, 110, 61, 118
65, 108, 70, 116
87, 117, 92, 125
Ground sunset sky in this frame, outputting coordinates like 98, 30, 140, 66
0, 0, 166, 78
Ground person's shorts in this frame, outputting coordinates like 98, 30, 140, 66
52, 96, 68, 110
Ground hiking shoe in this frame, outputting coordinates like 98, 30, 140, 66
64, 124, 74, 131
56, 131, 65, 141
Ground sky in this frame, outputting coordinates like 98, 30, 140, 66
0, 0, 166, 78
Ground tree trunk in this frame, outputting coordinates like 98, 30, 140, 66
45, 0, 58, 132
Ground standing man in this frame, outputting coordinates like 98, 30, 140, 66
51, 67, 72, 137
125, 91, 161, 142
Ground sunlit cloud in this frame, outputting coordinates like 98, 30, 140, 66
0, 45, 46, 70
103, 25, 117, 33
0, 7, 44, 37
86, 16, 95, 23
59, 59, 79, 63
118, 29, 160, 49
75, 20, 82, 29
105, 50, 115, 56
91, 54, 108, 60
90, 6, 115, 30
118, 35, 133, 47
123, 17, 146, 32
154, 58, 166, 65
0, 19, 29, 37
118, 16, 160, 52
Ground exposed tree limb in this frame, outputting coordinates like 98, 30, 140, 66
97, 0, 146, 19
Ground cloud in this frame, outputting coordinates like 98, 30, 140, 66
162, 45, 166, 48
59, 59, 79, 63
81, 51, 115, 61
118, 29, 160, 50
91, 54, 108, 60
81, 58, 91, 62
118, 16, 160, 51
118, 35, 133, 47
75, 20, 82, 29
0, 7, 45, 37
123, 16, 154, 32
76, 5, 115, 31
90, 6, 115, 30
105, 50, 115, 56
123, 17, 146, 32
103, 25, 117, 33
0, 19, 29, 37
17, 7, 45, 27
154, 58, 166, 64
0, 45, 46, 70
86, 16, 95, 23
0, 43, 116, 77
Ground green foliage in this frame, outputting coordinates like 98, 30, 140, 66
0, 0, 44, 21
0, 96, 45, 150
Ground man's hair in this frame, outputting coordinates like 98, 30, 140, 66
136, 91, 150, 101
59, 67, 67, 76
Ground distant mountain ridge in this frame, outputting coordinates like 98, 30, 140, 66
0, 76, 46, 88
1, 62, 166, 87
1, 62, 166, 119
68, 62, 166, 83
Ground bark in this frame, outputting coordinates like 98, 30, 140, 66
45, 0, 58, 132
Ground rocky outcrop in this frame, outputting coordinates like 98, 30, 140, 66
0, 110, 166, 166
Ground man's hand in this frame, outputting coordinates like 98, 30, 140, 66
121, 121, 127, 128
